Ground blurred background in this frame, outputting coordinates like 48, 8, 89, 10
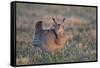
16, 3, 97, 65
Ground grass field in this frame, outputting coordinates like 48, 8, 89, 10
16, 3, 97, 65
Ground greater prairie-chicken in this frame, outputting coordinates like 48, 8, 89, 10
33, 17, 69, 52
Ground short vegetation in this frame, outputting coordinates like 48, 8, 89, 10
16, 3, 97, 65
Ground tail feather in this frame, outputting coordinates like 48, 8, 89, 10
33, 21, 43, 46
35, 21, 43, 33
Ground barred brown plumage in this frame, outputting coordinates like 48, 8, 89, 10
33, 17, 69, 53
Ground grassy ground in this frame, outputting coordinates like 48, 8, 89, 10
16, 3, 97, 65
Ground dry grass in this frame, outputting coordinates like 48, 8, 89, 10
16, 3, 97, 65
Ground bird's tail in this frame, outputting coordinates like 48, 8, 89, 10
35, 21, 43, 33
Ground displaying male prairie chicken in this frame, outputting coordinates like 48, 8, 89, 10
33, 17, 69, 52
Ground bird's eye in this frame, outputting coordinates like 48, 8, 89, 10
58, 24, 60, 26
